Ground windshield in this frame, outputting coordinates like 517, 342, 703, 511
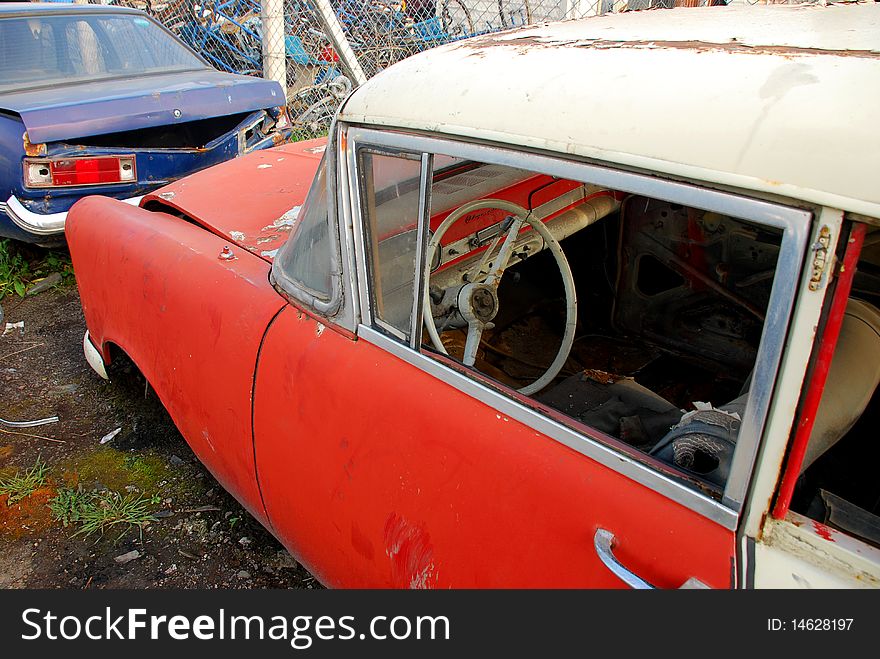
0, 13, 207, 93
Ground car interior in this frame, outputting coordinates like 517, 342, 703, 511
361, 152, 880, 523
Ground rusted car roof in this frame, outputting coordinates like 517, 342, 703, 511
339, 4, 880, 217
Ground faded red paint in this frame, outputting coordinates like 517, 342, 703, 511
67, 196, 285, 527
67, 142, 735, 589
252, 306, 735, 588
141, 138, 327, 263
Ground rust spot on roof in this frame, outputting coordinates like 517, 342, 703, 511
453, 34, 880, 59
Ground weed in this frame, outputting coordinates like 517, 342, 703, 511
0, 238, 30, 297
49, 487, 157, 542
0, 456, 49, 504
0, 239, 73, 298
48, 485, 86, 527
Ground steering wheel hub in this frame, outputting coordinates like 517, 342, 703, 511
459, 283, 498, 325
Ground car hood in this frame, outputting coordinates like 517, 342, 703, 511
141, 138, 327, 262
0, 69, 284, 144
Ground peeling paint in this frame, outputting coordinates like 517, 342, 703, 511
229, 231, 246, 242
453, 34, 880, 60
261, 205, 301, 232
812, 520, 836, 542
315, 323, 325, 337
260, 249, 279, 259
257, 164, 272, 169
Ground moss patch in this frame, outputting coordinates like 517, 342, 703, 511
60, 448, 172, 494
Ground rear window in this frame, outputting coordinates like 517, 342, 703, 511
0, 13, 206, 92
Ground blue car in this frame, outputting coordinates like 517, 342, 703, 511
0, 2, 292, 244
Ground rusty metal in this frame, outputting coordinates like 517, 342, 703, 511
22, 131, 46, 157
808, 225, 832, 292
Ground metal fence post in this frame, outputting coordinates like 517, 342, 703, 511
262, 0, 288, 91
311, 0, 368, 87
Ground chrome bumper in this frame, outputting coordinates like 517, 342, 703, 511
4, 194, 144, 236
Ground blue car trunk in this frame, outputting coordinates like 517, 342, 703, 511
1, 70, 289, 229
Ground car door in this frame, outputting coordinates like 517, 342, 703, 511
252, 128, 810, 588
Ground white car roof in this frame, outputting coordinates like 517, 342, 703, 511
340, 3, 880, 218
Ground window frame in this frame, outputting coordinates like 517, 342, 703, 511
271, 128, 346, 320
346, 126, 812, 530
355, 145, 430, 342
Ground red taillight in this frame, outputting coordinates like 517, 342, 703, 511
23, 156, 136, 188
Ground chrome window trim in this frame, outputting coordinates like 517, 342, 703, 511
410, 154, 433, 349
354, 144, 424, 341
345, 125, 811, 526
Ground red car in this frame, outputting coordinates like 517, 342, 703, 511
69, 5, 880, 588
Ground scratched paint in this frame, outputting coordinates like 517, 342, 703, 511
383, 513, 436, 589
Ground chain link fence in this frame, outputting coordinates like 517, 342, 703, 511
99, 0, 821, 139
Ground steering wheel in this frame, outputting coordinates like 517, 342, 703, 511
423, 198, 577, 396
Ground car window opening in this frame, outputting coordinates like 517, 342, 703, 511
364, 156, 791, 496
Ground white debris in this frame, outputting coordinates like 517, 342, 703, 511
3, 321, 24, 337
114, 550, 141, 564
100, 427, 122, 444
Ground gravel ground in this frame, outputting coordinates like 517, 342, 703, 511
0, 283, 318, 589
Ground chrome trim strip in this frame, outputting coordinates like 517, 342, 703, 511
5, 194, 143, 236
723, 218, 808, 509
328, 124, 359, 332
347, 136, 374, 329
345, 126, 811, 524
359, 324, 739, 530
410, 154, 432, 349
82, 331, 108, 381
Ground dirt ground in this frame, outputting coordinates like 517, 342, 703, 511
0, 283, 318, 589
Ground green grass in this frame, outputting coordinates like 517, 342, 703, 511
0, 238, 73, 298
0, 456, 49, 504
49, 486, 157, 542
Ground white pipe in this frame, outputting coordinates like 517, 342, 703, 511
261, 0, 287, 91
